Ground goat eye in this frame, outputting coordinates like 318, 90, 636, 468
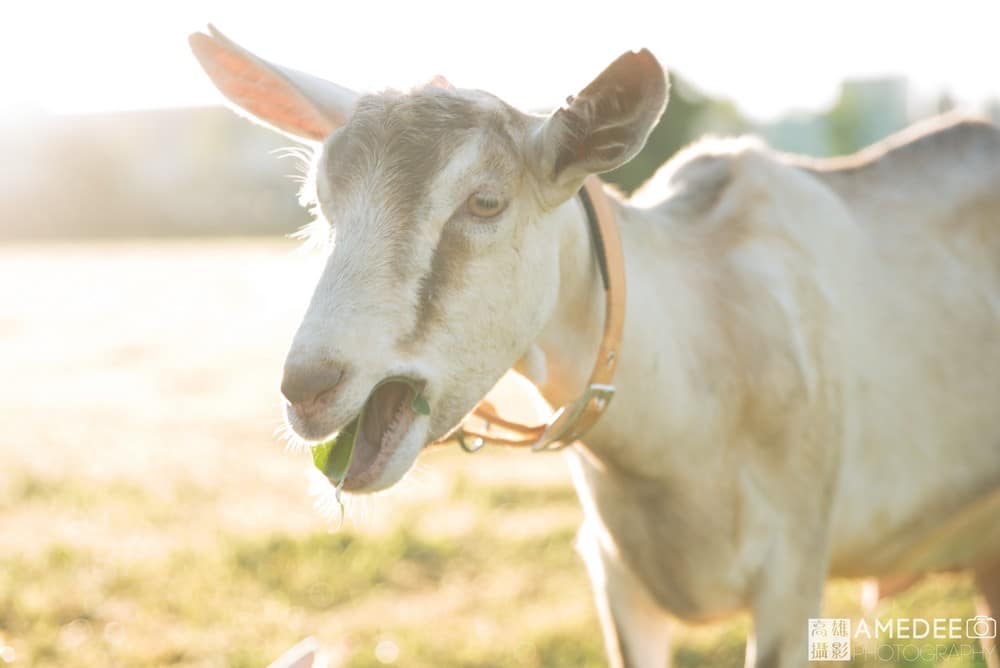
466, 192, 506, 219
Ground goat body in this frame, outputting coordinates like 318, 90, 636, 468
545, 116, 1000, 666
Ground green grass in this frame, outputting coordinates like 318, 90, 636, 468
0, 470, 594, 667
0, 468, 990, 667
0, 241, 992, 667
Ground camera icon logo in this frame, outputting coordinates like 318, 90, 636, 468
967, 615, 997, 639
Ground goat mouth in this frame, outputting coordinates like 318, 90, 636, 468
340, 378, 423, 491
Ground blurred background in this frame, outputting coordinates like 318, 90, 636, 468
2, 1, 997, 666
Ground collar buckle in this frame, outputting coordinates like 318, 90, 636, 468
531, 383, 616, 452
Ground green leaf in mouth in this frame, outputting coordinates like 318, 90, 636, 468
411, 394, 431, 416
311, 415, 359, 483
311, 377, 428, 485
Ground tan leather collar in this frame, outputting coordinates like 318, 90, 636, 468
444, 175, 625, 452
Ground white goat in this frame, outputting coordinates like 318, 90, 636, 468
190, 26, 1000, 668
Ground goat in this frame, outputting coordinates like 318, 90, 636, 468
190, 26, 1000, 668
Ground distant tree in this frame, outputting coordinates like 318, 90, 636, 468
826, 85, 866, 156
826, 79, 909, 156
936, 92, 956, 115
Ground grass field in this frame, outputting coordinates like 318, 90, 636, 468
0, 240, 990, 667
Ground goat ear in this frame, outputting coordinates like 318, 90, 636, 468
534, 49, 668, 200
189, 25, 358, 142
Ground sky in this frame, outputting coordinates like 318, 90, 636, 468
3, 0, 999, 121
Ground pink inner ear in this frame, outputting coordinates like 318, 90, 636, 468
424, 75, 454, 91
189, 32, 334, 140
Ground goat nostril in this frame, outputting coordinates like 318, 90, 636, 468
280, 364, 345, 408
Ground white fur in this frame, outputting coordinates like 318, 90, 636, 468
191, 31, 1000, 667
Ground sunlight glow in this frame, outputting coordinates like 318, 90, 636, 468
4, 0, 999, 120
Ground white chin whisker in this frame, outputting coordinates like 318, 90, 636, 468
308, 468, 358, 529
275, 421, 312, 454
393, 461, 430, 496
307, 468, 391, 529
